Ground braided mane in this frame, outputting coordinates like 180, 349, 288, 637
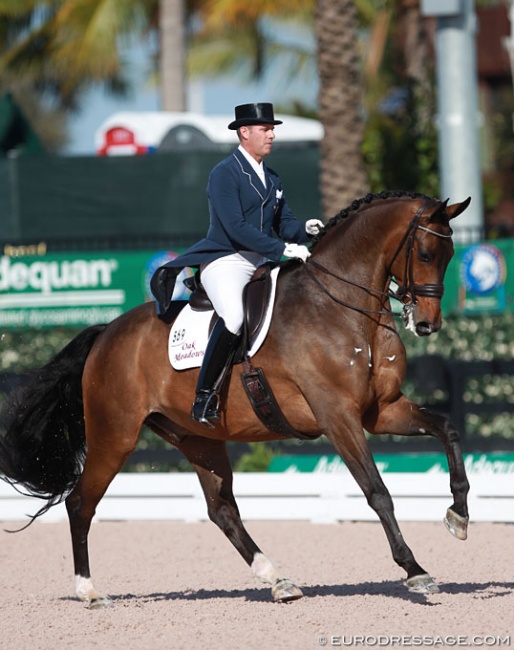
311, 190, 438, 250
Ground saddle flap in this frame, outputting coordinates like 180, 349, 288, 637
243, 264, 274, 346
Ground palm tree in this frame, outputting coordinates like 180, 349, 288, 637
188, 0, 315, 89
159, 0, 187, 110
0, 0, 156, 110
315, 0, 369, 217
0, 0, 370, 217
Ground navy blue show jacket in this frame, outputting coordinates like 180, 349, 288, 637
150, 148, 310, 315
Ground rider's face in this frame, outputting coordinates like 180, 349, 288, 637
240, 124, 276, 162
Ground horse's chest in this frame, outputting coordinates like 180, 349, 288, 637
343, 339, 404, 399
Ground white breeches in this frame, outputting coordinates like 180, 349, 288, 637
200, 251, 267, 335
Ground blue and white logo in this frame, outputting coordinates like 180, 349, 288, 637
460, 244, 506, 295
144, 251, 194, 302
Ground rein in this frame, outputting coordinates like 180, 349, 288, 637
305, 200, 452, 318
304, 260, 394, 317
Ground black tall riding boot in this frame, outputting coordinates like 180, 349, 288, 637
191, 318, 240, 427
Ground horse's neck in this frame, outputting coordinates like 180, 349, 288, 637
313, 221, 392, 295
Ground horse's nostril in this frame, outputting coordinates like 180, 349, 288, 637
416, 322, 433, 336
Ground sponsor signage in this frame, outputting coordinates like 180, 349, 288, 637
443, 239, 513, 315
0, 237, 513, 328
268, 453, 514, 474
0, 250, 192, 329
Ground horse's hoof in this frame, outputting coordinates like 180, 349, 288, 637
87, 595, 113, 610
271, 578, 303, 603
444, 508, 468, 541
406, 573, 439, 595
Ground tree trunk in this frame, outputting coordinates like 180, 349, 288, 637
396, 0, 432, 131
159, 0, 186, 111
315, 0, 369, 219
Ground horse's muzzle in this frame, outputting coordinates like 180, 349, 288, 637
415, 321, 437, 337
402, 302, 442, 337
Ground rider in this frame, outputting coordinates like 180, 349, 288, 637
151, 102, 324, 427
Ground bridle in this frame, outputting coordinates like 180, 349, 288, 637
304, 200, 453, 319
388, 200, 452, 304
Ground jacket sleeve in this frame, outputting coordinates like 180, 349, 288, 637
208, 164, 286, 260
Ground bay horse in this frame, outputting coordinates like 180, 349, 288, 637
0, 191, 471, 609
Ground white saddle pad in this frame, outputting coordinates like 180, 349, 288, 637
168, 266, 280, 370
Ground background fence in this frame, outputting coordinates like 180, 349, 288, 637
0, 149, 321, 250
1, 471, 512, 523
1, 354, 513, 524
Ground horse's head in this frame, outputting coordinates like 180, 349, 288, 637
306, 191, 471, 338
391, 196, 471, 336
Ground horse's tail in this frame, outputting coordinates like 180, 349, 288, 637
0, 324, 107, 525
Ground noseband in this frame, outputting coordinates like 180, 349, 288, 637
389, 200, 452, 304
304, 200, 453, 318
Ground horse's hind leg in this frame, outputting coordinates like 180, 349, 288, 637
66, 426, 139, 609
366, 395, 470, 541
176, 436, 303, 602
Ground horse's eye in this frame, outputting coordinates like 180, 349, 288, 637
418, 250, 433, 263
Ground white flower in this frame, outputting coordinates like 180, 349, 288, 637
276, 189, 283, 199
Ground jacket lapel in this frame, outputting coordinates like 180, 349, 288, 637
233, 149, 266, 200
263, 167, 274, 204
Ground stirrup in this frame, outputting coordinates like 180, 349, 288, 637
191, 390, 220, 428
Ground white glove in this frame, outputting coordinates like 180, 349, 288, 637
283, 243, 311, 262
305, 219, 324, 236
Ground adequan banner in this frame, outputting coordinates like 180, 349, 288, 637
0, 237, 513, 329
0, 249, 192, 329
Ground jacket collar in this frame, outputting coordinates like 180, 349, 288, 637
233, 148, 274, 201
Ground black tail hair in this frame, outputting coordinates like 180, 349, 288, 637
0, 324, 106, 526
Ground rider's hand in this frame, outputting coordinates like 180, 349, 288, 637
305, 219, 324, 236
283, 243, 311, 262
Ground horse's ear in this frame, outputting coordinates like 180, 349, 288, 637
445, 196, 472, 221
428, 198, 449, 224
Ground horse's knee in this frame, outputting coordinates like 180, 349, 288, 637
427, 414, 461, 445
444, 422, 462, 446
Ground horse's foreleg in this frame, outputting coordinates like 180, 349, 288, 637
177, 436, 303, 602
326, 426, 438, 594
366, 396, 469, 540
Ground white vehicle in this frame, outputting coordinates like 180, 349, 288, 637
95, 111, 323, 156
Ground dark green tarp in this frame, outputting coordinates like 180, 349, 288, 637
0, 93, 44, 156
0, 147, 321, 249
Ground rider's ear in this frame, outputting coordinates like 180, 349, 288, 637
445, 196, 472, 221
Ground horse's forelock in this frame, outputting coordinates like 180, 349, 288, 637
311, 190, 438, 250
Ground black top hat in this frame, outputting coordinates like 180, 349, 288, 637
228, 103, 283, 130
